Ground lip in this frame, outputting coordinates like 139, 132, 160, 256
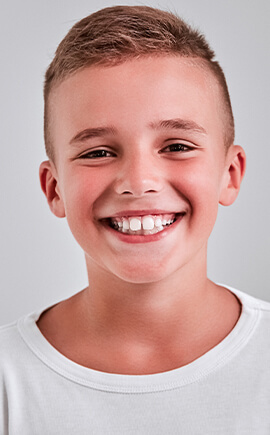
101, 213, 185, 244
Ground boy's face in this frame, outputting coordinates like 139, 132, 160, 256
41, 57, 244, 284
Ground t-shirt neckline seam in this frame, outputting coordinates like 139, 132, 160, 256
17, 285, 260, 394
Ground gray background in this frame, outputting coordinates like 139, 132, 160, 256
0, 0, 269, 325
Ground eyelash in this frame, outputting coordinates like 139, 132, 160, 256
78, 143, 193, 159
161, 143, 193, 153
79, 149, 116, 159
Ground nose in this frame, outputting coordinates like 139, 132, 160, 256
114, 151, 164, 197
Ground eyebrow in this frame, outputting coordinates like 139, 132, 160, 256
148, 118, 207, 134
69, 118, 206, 146
69, 126, 117, 145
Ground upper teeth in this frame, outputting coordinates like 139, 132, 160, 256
130, 218, 142, 231
111, 214, 175, 232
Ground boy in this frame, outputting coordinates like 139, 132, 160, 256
1, 5, 269, 434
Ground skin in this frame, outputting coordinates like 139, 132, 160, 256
38, 56, 246, 375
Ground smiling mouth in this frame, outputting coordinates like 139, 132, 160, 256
103, 213, 184, 236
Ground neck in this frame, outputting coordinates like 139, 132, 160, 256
82, 249, 211, 340
37, 248, 241, 375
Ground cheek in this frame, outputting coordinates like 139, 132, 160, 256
61, 168, 110, 229
171, 160, 221, 229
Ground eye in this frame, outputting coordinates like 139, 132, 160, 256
79, 149, 116, 159
161, 143, 193, 153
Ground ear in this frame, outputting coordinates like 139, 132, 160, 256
219, 145, 246, 206
39, 160, 66, 218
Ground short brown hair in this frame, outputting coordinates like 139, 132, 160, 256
44, 5, 235, 160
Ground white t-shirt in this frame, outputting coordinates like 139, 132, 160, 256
1, 286, 270, 434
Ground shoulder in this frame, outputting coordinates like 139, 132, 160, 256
226, 285, 270, 312
234, 287, 270, 314
0, 310, 44, 375
0, 321, 26, 368
223, 285, 270, 341
0, 321, 21, 351
0, 321, 25, 393
230, 287, 270, 344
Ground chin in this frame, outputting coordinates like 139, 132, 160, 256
110, 261, 176, 285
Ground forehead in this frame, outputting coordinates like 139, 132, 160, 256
49, 56, 224, 146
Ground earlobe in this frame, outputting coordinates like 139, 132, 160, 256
39, 161, 66, 218
219, 145, 246, 206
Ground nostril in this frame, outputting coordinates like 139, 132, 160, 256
145, 189, 157, 193
114, 174, 163, 196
